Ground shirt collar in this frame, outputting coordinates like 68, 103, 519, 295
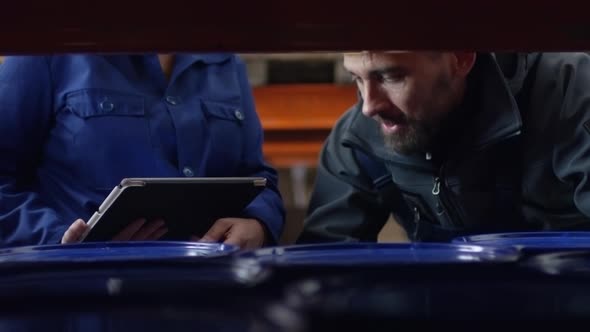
172, 53, 233, 75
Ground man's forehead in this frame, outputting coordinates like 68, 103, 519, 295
343, 51, 414, 63
343, 51, 413, 70
343, 50, 409, 56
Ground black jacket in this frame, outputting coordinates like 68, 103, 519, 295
298, 52, 590, 243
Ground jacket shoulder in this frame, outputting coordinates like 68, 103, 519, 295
532, 53, 590, 117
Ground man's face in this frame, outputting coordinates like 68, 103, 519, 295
344, 52, 465, 155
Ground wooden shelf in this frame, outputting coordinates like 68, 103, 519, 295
254, 84, 357, 168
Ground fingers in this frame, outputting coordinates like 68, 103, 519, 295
112, 218, 169, 241
150, 226, 169, 240
199, 218, 267, 249
65, 217, 168, 243
61, 219, 89, 244
112, 218, 147, 241
200, 218, 232, 243
130, 219, 167, 241
223, 234, 246, 249
222, 218, 266, 250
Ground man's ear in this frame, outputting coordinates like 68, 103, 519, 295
453, 52, 477, 77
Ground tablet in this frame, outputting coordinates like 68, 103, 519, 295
80, 177, 267, 242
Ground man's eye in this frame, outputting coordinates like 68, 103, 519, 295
351, 77, 365, 88
382, 74, 405, 83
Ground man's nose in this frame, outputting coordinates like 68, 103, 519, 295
361, 82, 385, 118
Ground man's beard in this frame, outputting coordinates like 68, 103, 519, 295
381, 73, 454, 155
381, 117, 438, 155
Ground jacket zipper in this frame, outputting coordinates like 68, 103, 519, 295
431, 164, 464, 228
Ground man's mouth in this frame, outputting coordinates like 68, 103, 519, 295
378, 115, 407, 134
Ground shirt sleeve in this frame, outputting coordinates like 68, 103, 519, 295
232, 57, 286, 244
0, 56, 67, 246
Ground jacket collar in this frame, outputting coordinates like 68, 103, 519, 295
343, 53, 523, 165
461, 53, 522, 150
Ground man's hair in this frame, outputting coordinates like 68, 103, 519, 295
343, 51, 445, 61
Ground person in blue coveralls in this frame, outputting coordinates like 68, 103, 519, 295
0, 53, 285, 249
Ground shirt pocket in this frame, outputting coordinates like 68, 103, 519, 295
201, 100, 244, 122
63, 89, 148, 143
199, 100, 244, 175
57, 89, 156, 188
66, 89, 145, 118
61, 89, 146, 136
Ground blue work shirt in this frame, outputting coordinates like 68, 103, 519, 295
0, 54, 285, 247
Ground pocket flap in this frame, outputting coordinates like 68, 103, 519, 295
66, 89, 145, 118
201, 100, 244, 122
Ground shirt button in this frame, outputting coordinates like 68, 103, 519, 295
234, 109, 244, 121
182, 167, 194, 177
99, 100, 114, 112
165, 96, 179, 106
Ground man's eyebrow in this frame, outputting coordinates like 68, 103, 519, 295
368, 66, 406, 77
346, 66, 406, 79
346, 70, 358, 77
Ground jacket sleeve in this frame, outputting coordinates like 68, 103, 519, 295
297, 111, 393, 243
541, 53, 590, 229
233, 57, 286, 244
0, 56, 66, 246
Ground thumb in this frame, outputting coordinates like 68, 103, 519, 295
62, 219, 89, 244
201, 219, 232, 242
